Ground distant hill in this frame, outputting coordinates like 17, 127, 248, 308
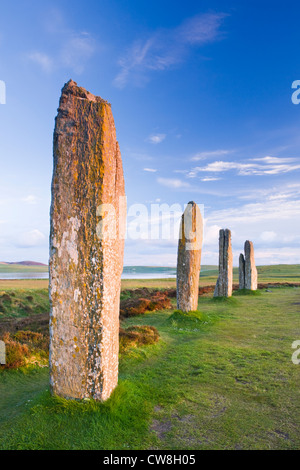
11, 261, 47, 266
0, 261, 47, 266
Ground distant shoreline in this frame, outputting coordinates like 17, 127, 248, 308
0, 264, 299, 281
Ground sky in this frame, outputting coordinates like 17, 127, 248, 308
0, 0, 300, 266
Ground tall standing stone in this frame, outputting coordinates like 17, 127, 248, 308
239, 253, 245, 289
177, 202, 203, 312
214, 229, 233, 297
244, 240, 257, 290
49, 80, 126, 401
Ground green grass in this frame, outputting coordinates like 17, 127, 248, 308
0, 264, 48, 273
0, 289, 49, 319
257, 264, 300, 281
0, 285, 299, 450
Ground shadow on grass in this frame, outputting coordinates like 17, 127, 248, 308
165, 310, 213, 331
211, 296, 240, 305
233, 289, 262, 297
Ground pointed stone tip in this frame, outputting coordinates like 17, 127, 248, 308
61, 80, 110, 106
62, 79, 77, 91
66, 79, 77, 86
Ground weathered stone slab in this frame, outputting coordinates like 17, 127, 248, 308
49, 80, 126, 401
244, 240, 258, 290
177, 202, 203, 312
239, 253, 245, 289
214, 229, 233, 297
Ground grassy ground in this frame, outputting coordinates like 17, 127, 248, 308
0, 282, 299, 450
0, 289, 49, 318
0, 264, 48, 273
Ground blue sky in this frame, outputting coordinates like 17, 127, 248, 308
0, 0, 300, 266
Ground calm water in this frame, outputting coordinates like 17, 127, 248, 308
0, 272, 49, 280
0, 271, 176, 280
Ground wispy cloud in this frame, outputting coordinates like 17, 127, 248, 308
202, 183, 300, 264
114, 12, 228, 88
200, 176, 221, 182
187, 156, 300, 177
15, 229, 46, 248
251, 156, 297, 164
191, 149, 231, 161
60, 32, 95, 73
143, 168, 158, 173
21, 195, 38, 205
260, 231, 277, 242
146, 134, 166, 144
157, 177, 191, 189
26, 11, 96, 74
239, 182, 300, 201
27, 52, 53, 73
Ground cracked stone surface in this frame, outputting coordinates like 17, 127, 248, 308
244, 240, 258, 290
214, 229, 233, 298
177, 202, 203, 312
239, 241, 257, 290
49, 80, 126, 401
239, 253, 245, 289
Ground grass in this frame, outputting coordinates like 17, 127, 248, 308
0, 289, 49, 319
0, 281, 299, 449
0, 264, 48, 273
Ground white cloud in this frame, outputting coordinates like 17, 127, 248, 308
201, 182, 300, 265
21, 195, 38, 205
157, 177, 191, 189
60, 33, 95, 74
188, 156, 300, 177
143, 168, 158, 173
177, 13, 228, 44
27, 52, 53, 72
16, 230, 46, 248
146, 134, 166, 144
253, 247, 300, 265
251, 156, 297, 164
114, 12, 228, 88
26, 12, 96, 74
203, 223, 221, 246
191, 149, 231, 161
239, 182, 300, 201
260, 231, 277, 242
200, 176, 221, 182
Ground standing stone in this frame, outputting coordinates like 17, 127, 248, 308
244, 240, 258, 290
214, 229, 233, 297
49, 80, 126, 402
239, 253, 245, 289
177, 202, 203, 312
